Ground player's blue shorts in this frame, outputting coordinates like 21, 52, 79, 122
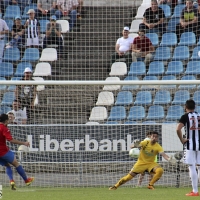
0, 150, 15, 166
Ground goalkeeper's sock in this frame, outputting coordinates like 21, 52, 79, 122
197, 166, 200, 183
115, 174, 133, 188
16, 165, 27, 181
6, 166, 13, 181
149, 167, 163, 186
189, 165, 198, 193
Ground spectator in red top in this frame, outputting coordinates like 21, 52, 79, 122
0, 114, 34, 190
132, 29, 155, 66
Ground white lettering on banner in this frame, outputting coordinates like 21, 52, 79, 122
28, 134, 134, 152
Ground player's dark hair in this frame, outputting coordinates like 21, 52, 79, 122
0, 114, 8, 122
146, 131, 158, 136
185, 99, 195, 110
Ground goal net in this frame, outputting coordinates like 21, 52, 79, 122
0, 80, 196, 188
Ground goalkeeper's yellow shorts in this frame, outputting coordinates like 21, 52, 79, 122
131, 162, 161, 174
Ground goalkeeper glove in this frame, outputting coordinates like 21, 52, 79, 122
168, 155, 176, 164
133, 139, 141, 148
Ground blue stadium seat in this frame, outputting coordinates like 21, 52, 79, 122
122, 76, 139, 91
166, 18, 180, 32
3, 47, 20, 62
39, 19, 50, 33
108, 106, 126, 121
191, 46, 200, 60
195, 105, 200, 113
145, 33, 159, 46
115, 91, 133, 106
185, 61, 200, 75
165, 61, 184, 75
146, 105, 165, 120
14, 62, 32, 77
172, 46, 190, 61
134, 91, 152, 105
178, 75, 196, 90
159, 4, 171, 18
1, 92, 15, 106
22, 4, 37, 19
163, 121, 177, 124
172, 90, 190, 105
4, 5, 21, 19
193, 91, 200, 105
147, 61, 164, 75
153, 90, 171, 105
166, 105, 184, 120
171, 4, 186, 18
160, 75, 176, 90
127, 106, 145, 121
0, 106, 11, 114
0, 77, 7, 91
5, 19, 14, 31
178, 32, 196, 46
7, 77, 21, 91
21, 48, 40, 62
128, 62, 146, 76
0, 62, 13, 77
141, 75, 158, 90
153, 46, 171, 61
160, 32, 177, 46
124, 121, 138, 124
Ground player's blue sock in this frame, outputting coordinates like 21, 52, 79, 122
6, 166, 13, 181
16, 165, 27, 181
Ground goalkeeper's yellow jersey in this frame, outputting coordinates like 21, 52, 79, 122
137, 140, 163, 164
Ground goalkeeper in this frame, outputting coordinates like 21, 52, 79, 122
109, 131, 174, 190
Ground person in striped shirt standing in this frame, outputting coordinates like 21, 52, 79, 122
177, 99, 200, 197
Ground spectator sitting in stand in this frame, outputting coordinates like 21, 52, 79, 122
77, 0, 83, 18
7, 111, 17, 124
132, 29, 155, 66
139, 0, 166, 33
43, 15, 63, 58
56, 0, 79, 31
176, 0, 198, 41
11, 99, 27, 124
111, 26, 133, 68
15, 67, 36, 122
35, 0, 57, 19
24, 9, 40, 47
5, 16, 25, 48
0, 18, 9, 63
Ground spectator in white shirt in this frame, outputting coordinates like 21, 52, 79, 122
56, 0, 79, 30
11, 100, 27, 124
111, 27, 133, 68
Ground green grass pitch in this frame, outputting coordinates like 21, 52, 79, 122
2, 187, 197, 200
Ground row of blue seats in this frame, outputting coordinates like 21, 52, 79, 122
2, 47, 40, 62
123, 75, 197, 90
3, 4, 37, 19
146, 32, 198, 47
113, 90, 200, 106
150, 46, 200, 62
129, 60, 200, 76
0, 62, 32, 77
107, 105, 185, 121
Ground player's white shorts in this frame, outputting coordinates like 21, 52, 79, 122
184, 150, 200, 165
27, 37, 39, 46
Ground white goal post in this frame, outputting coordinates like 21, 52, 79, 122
0, 80, 198, 188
